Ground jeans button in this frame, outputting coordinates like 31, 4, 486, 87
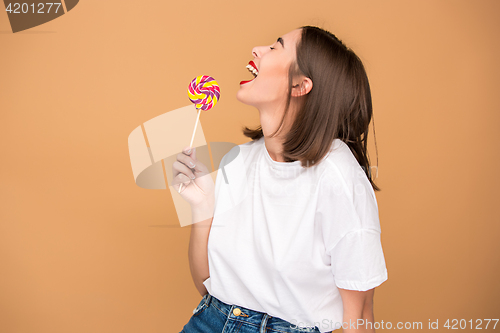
232, 308, 241, 316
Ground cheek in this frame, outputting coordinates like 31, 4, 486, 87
266, 60, 288, 79
259, 63, 289, 90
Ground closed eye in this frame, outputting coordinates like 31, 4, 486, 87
270, 47, 275, 50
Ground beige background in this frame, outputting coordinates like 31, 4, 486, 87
1, 0, 499, 332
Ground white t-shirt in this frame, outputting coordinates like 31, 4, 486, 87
202, 136, 387, 333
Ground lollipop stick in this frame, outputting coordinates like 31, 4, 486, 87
179, 108, 201, 193
189, 108, 201, 148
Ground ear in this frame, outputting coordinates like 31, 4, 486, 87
291, 76, 313, 97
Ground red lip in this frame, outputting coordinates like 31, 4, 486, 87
240, 78, 255, 85
240, 60, 259, 85
249, 60, 258, 71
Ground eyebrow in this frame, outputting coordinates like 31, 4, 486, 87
277, 37, 284, 48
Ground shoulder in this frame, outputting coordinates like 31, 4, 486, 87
220, 137, 263, 167
318, 139, 380, 230
321, 139, 375, 200
238, 137, 261, 154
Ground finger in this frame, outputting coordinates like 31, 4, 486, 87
173, 161, 196, 180
187, 147, 206, 173
183, 146, 193, 155
181, 173, 191, 186
172, 173, 184, 186
176, 152, 196, 170
173, 173, 192, 187
174, 154, 196, 176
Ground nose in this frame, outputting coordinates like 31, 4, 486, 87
251, 45, 270, 59
251, 47, 258, 58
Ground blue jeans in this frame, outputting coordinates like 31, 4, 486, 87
180, 292, 321, 333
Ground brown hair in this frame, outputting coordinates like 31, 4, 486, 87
242, 25, 380, 191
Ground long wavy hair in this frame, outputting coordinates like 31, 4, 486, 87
242, 25, 380, 191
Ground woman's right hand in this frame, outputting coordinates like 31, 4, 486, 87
172, 146, 215, 208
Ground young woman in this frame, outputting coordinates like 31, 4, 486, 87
173, 25, 388, 333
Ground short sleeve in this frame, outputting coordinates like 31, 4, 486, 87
329, 229, 388, 291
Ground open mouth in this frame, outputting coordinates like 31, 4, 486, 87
240, 61, 259, 85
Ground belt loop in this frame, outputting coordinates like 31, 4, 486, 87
260, 313, 271, 333
205, 293, 212, 307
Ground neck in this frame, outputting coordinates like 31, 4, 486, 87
264, 135, 285, 162
258, 102, 297, 163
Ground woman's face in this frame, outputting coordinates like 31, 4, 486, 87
236, 29, 302, 110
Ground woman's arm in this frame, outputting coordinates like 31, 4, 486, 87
338, 288, 376, 333
188, 199, 214, 297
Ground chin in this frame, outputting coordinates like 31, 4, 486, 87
236, 90, 251, 106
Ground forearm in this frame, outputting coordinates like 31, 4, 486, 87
339, 288, 376, 333
342, 306, 375, 333
188, 201, 214, 296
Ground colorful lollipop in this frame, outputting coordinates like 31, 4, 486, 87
179, 75, 220, 193
187, 75, 220, 111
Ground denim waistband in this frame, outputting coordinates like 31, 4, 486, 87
203, 292, 320, 332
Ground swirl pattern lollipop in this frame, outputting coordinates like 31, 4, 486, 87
187, 75, 220, 111
179, 75, 220, 193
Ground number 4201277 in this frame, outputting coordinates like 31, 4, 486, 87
444, 319, 498, 330
5, 3, 62, 14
